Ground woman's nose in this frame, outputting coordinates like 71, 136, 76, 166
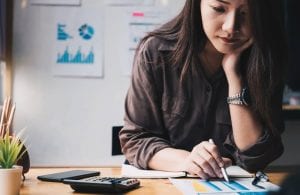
222, 12, 239, 36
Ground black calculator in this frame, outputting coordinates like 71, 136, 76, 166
63, 176, 140, 193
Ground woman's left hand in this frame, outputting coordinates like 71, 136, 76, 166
222, 38, 253, 75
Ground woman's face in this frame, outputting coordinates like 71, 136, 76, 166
200, 0, 252, 54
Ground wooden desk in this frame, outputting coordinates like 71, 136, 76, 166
20, 167, 289, 195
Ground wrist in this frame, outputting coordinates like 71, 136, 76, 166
227, 78, 243, 96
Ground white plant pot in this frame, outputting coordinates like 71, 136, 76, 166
0, 165, 23, 195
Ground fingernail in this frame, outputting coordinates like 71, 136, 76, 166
219, 173, 223, 178
219, 162, 224, 167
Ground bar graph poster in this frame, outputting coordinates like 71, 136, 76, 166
52, 7, 103, 77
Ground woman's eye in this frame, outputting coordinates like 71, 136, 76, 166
211, 6, 225, 13
240, 11, 247, 16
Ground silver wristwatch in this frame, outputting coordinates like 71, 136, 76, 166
227, 88, 250, 106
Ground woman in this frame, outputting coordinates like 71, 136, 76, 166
120, 0, 286, 179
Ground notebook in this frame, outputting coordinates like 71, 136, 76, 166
121, 164, 253, 179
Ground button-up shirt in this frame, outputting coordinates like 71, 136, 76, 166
120, 36, 284, 172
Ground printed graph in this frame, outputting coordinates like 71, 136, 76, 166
79, 24, 94, 40
57, 24, 73, 40
192, 180, 251, 193
57, 47, 94, 64
170, 178, 279, 194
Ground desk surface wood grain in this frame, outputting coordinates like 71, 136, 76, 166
20, 167, 289, 195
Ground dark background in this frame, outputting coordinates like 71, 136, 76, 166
0, 0, 7, 61
285, 0, 300, 91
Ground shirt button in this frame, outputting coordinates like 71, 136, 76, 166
206, 86, 211, 93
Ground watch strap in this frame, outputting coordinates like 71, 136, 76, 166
227, 88, 248, 106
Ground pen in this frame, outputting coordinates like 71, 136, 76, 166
208, 139, 230, 182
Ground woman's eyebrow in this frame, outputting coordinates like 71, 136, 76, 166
215, 0, 230, 5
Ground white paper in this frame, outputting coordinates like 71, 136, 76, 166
121, 164, 186, 178
225, 166, 253, 178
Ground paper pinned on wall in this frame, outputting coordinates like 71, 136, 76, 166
30, 0, 81, 6
50, 7, 104, 78
121, 6, 170, 76
106, 0, 155, 6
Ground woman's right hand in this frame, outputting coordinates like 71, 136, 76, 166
181, 141, 232, 179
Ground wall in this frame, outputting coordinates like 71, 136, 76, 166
12, 0, 185, 166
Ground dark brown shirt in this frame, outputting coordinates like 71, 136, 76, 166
119, 36, 284, 172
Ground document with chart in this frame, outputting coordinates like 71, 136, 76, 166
170, 178, 279, 194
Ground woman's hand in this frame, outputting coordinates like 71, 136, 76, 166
181, 141, 232, 179
222, 38, 253, 75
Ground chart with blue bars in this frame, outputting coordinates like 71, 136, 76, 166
57, 47, 94, 64
170, 178, 279, 195
57, 24, 73, 40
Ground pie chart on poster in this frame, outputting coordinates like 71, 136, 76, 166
79, 24, 94, 40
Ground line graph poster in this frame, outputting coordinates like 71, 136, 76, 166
51, 7, 104, 77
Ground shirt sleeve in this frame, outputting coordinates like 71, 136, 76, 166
119, 39, 171, 169
223, 130, 283, 172
223, 86, 285, 172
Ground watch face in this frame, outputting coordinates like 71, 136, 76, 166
242, 88, 251, 105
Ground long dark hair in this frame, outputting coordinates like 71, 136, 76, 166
137, 0, 286, 135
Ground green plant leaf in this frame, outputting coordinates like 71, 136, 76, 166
0, 128, 27, 168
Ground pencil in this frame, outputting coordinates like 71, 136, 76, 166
0, 97, 15, 136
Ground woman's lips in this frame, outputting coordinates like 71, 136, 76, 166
219, 37, 240, 44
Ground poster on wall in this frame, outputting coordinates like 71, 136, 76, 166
30, 0, 81, 6
121, 7, 169, 76
51, 7, 104, 78
106, 0, 155, 6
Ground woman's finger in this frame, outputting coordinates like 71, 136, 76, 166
196, 146, 222, 178
187, 161, 209, 179
206, 140, 224, 168
222, 157, 233, 168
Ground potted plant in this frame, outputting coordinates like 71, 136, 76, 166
0, 97, 27, 195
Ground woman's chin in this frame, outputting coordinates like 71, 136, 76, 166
213, 45, 238, 54
211, 40, 245, 54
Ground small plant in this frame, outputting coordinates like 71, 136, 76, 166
0, 128, 26, 168
0, 97, 27, 169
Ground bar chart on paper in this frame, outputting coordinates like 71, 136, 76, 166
170, 178, 279, 194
